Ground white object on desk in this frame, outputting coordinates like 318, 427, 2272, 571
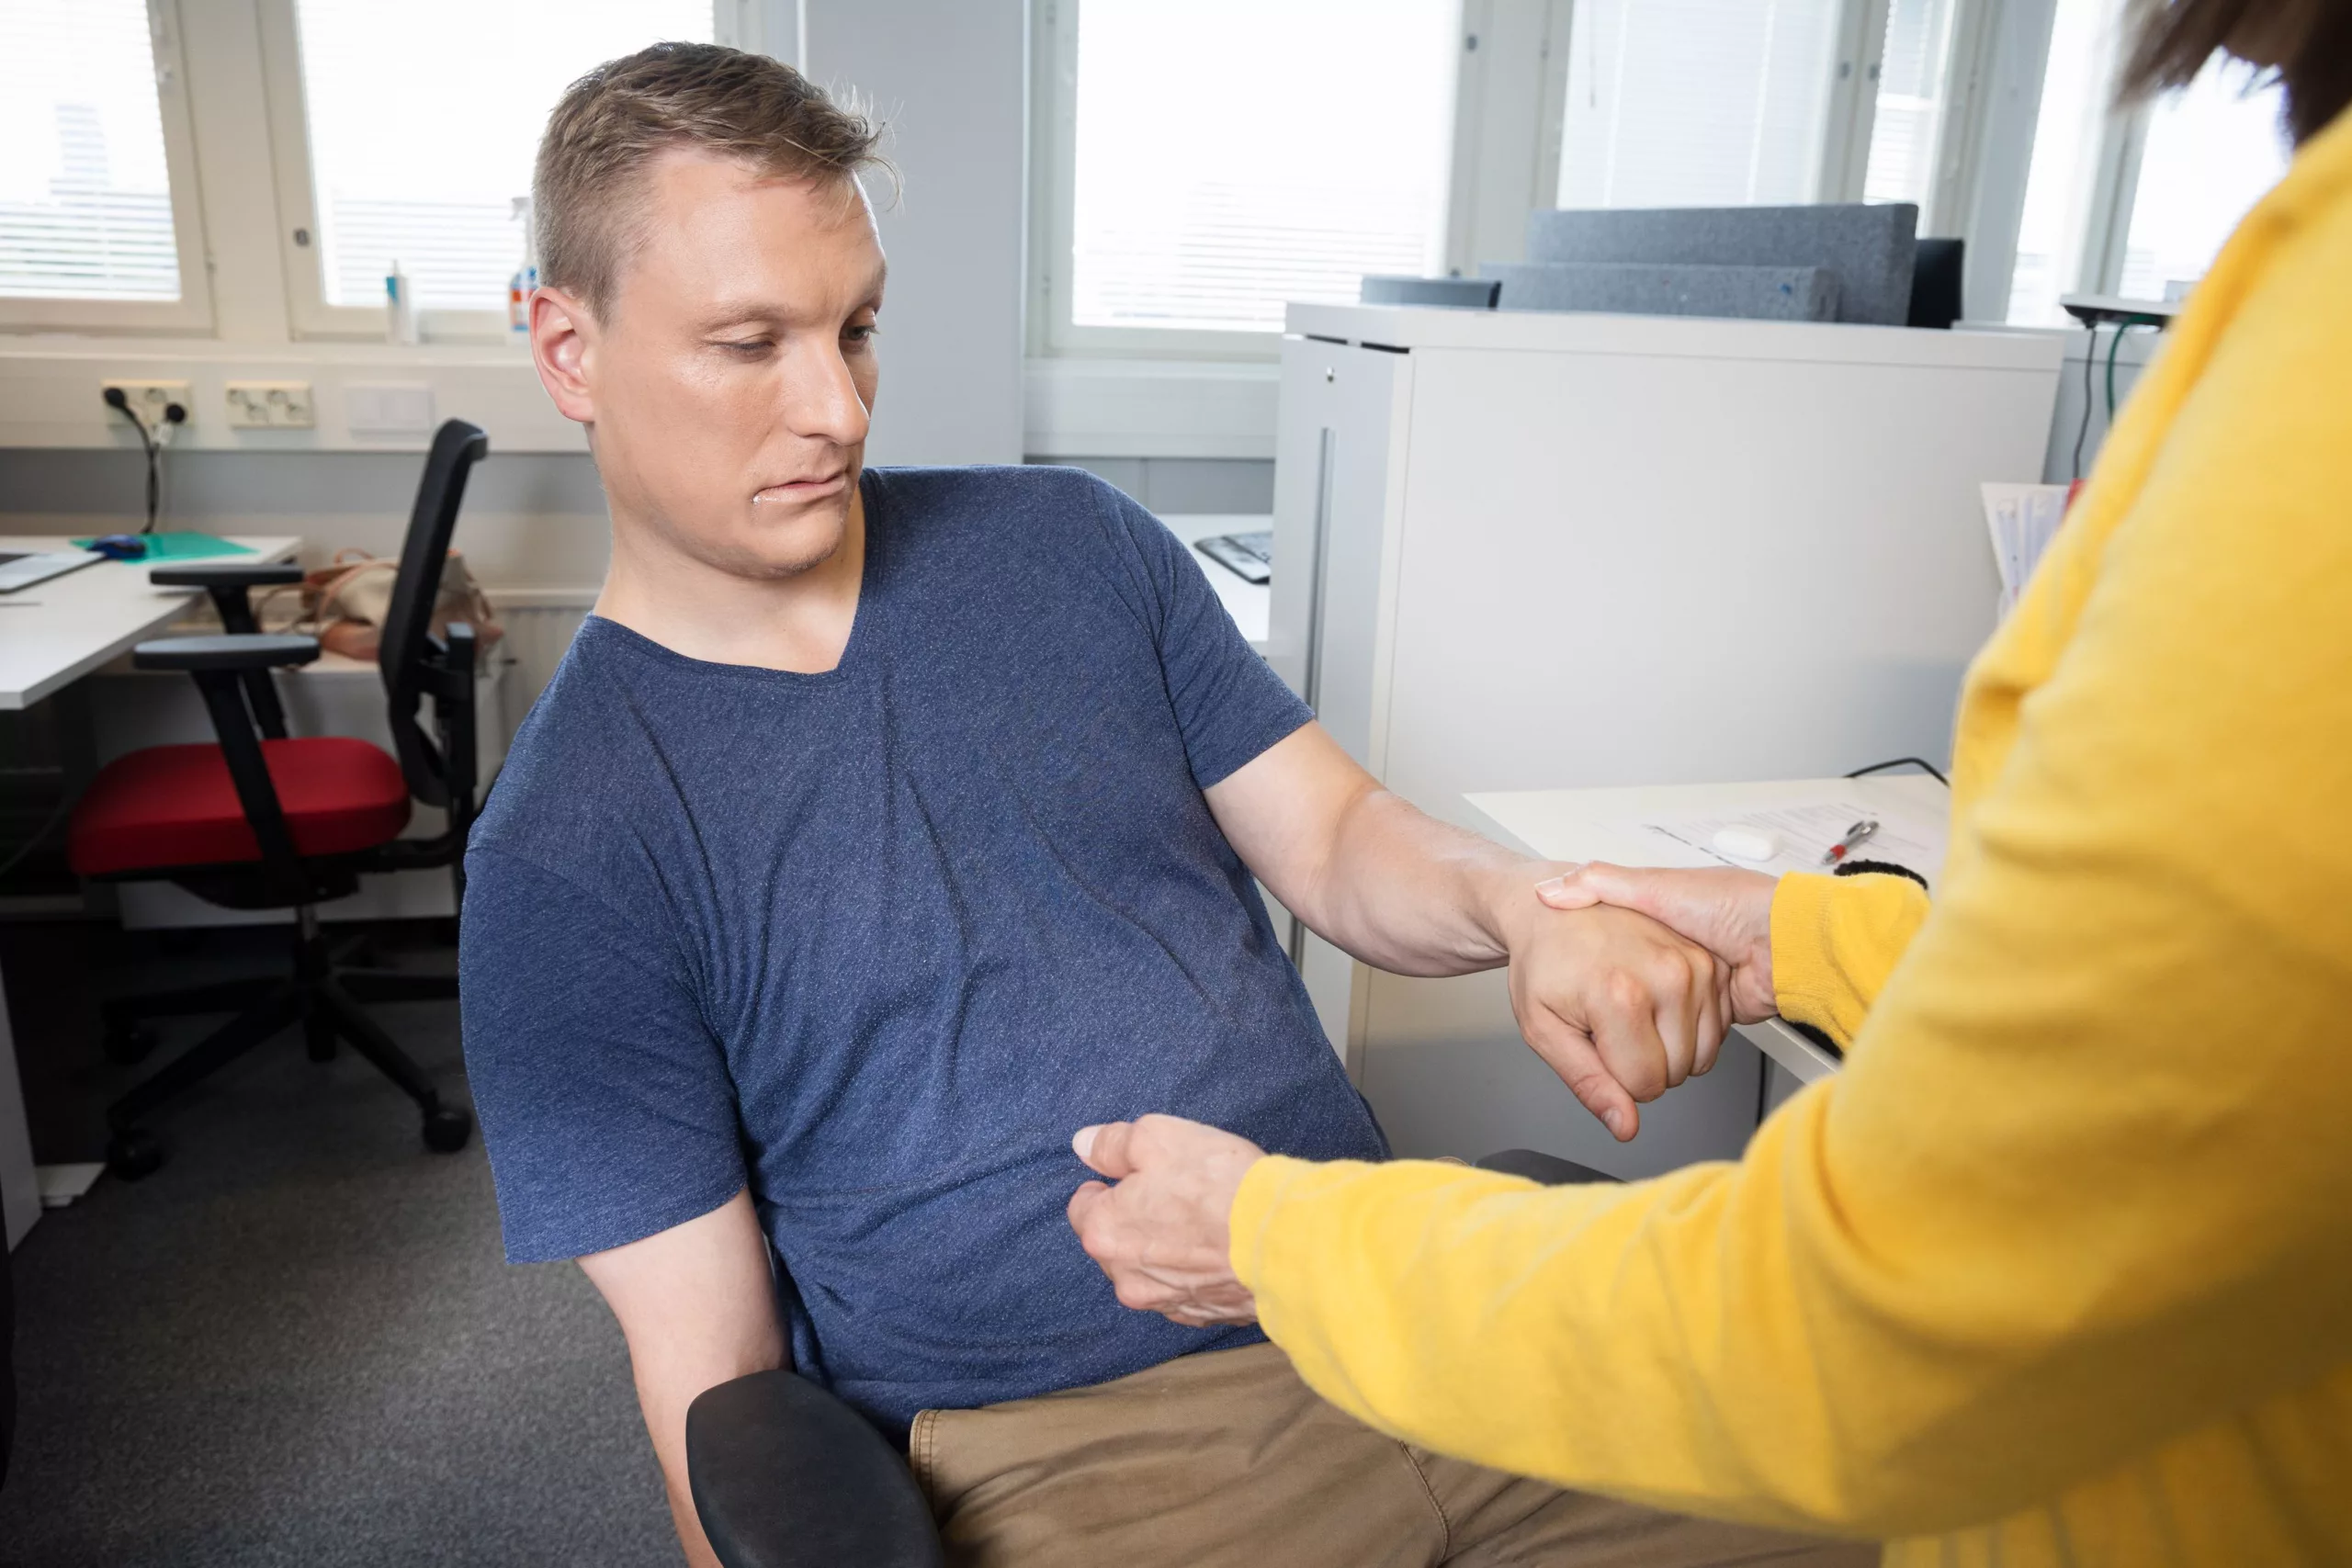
1711, 826, 1781, 863
0, 535, 302, 710
1470, 774, 1949, 1094
0, 547, 103, 594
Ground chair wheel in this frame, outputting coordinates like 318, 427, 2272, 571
107, 1129, 165, 1182
103, 1021, 159, 1066
422, 1106, 473, 1153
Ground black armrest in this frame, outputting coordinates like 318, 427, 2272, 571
1476, 1149, 1622, 1186
686, 1371, 943, 1568
132, 634, 321, 673
149, 561, 305, 588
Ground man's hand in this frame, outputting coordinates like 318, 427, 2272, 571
1535, 863, 1780, 1024
1490, 882, 1735, 1141
1067, 1115, 1267, 1326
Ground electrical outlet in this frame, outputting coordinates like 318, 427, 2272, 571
224, 379, 317, 429
101, 379, 194, 438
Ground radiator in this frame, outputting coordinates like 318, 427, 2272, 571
487, 590, 596, 742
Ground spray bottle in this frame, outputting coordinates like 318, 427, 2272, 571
508, 197, 538, 336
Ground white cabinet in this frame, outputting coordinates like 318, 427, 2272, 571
1272, 302, 2062, 1177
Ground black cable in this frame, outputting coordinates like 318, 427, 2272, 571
2104, 321, 2128, 428
1845, 756, 1949, 784
103, 388, 160, 533
152, 402, 185, 534
2071, 321, 2100, 479
0, 795, 73, 883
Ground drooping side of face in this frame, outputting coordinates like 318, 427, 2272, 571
579, 151, 886, 580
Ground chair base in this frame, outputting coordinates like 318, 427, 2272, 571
100, 918, 471, 1182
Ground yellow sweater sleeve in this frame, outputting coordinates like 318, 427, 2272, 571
1231, 138, 2352, 1540
1769, 871, 1930, 1045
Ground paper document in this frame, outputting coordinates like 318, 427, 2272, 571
1618, 800, 1944, 883
1980, 483, 2069, 619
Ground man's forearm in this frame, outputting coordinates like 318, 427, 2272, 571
1293, 786, 1551, 976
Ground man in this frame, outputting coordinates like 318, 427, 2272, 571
462, 42, 1860, 1568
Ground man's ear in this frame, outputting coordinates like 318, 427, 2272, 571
529, 285, 598, 425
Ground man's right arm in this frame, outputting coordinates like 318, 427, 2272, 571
578, 1189, 786, 1568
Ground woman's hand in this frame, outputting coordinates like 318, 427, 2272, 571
1534, 863, 1781, 1023
1067, 1115, 1266, 1326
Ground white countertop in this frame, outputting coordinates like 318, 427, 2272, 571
0, 535, 302, 709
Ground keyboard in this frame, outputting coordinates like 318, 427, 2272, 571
1193, 530, 1272, 585
0, 548, 104, 594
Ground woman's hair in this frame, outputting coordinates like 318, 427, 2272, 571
2119, 0, 2352, 143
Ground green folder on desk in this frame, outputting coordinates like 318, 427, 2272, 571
69, 532, 254, 561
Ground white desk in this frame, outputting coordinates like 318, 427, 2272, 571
1467, 774, 1949, 1090
1166, 514, 1270, 652
0, 535, 302, 709
0, 533, 300, 1247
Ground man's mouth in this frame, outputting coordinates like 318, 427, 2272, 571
752, 470, 847, 504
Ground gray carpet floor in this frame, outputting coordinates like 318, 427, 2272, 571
0, 934, 679, 1567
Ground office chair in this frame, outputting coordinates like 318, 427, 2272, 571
682, 1149, 1615, 1568
67, 420, 492, 1182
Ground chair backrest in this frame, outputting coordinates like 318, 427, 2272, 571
1360, 275, 1499, 310
380, 419, 489, 804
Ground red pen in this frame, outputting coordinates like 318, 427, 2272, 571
1820, 818, 1880, 865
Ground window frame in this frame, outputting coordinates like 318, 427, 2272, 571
254, 0, 743, 344
1029, 0, 2011, 365
0, 0, 217, 336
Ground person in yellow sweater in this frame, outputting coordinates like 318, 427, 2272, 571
1066, 2, 2352, 1562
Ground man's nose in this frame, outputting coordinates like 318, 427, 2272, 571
782, 342, 870, 448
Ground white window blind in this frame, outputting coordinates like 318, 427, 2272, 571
1068, 0, 1458, 335
290, 0, 714, 312
1557, 0, 1843, 209
2118, 59, 2290, 300
0, 0, 181, 301
1863, 0, 1962, 209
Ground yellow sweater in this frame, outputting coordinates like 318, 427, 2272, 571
1230, 110, 2352, 1564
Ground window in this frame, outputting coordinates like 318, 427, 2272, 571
262, 0, 716, 338
2116, 58, 2290, 299
2005, 0, 2123, 323
2004, 0, 2290, 323
0, 0, 210, 331
1044, 0, 1460, 351
1556, 0, 1847, 209
1862, 0, 1962, 210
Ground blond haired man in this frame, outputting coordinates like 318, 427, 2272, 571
461, 42, 1864, 1568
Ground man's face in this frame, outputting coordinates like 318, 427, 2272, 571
556, 152, 886, 580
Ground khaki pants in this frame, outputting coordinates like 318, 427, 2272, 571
910, 1342, 1876, 1568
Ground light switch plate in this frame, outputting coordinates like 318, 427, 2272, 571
346, 383, 436, 437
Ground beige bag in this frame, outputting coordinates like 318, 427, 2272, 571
276, 547, 504, 662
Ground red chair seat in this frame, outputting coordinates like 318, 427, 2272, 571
70, 739, 413, 877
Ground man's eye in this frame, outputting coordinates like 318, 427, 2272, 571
719, 339, 771, 356
844, 323, 878, 344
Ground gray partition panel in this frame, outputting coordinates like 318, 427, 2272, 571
1524, 204, 1918, 325
1483, 261, 1839, 322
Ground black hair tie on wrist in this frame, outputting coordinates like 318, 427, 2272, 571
1833, 858, 1929, 891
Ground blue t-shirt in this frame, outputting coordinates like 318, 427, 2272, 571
459, 465, 1388, 1435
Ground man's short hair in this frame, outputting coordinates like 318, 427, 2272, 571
534, 42, 887, 318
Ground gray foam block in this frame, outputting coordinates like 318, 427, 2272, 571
1524, 204, 1918, 326
1483, 261, 1840, 322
